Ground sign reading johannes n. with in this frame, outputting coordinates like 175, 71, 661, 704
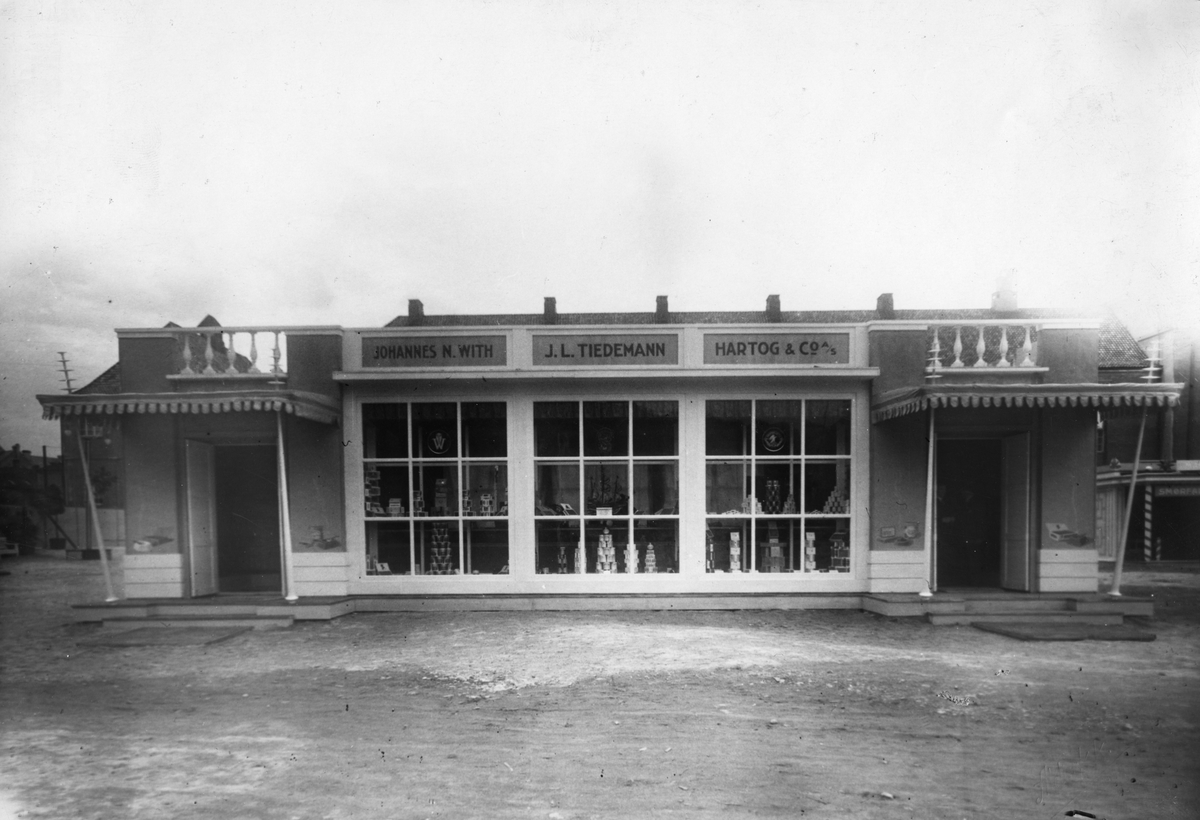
533, 334, 679, 366
363, 335, 507, 367
703, 333, 850, 365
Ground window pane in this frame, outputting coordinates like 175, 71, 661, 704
367, 522, 411, 575
755, 519, 804, 573
535, 463, 581, 516
461, 402, 507, 458
805, 400, 851, 455
633, 401, 678, 456
364, 465, 409, 517
633, 461, 677, 515
583, 401, 629, 457
584, 461, 629, 515
706, 400, 751, 455
416, 520, 460, 575
536, 519, 581, 574
804, 461, 850, 514
415, 464, 458, 516
634, 520, 678, 573
584, 520, 629, 573
756, 400, 802, 456
465, 520, 508, 575
412, 403, 458, 458
465, 463, 507, 517
753, 462, 799, 515
706, 460, 750, 514
535, 402, 579, 457
363, 403, 407, 459
706, 518, 749, 572
803, 519, 851, 573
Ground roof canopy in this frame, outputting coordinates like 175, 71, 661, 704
37, 390, 340, 425
872, 382, 1182, 423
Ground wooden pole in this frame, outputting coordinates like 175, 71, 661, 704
277, 411, 298, 602
76, 429, 117, 602
1109, 407, 1148, 597
921, 406, 936, 597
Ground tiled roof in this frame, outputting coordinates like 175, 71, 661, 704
1099, 316, 1146, 369
75, 363, 121, 395
385, 307, 1072, 328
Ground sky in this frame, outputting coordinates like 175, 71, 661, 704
2, 0, 1198, 455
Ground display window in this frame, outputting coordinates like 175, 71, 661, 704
534, 400, 679, 574
362, 401, 509, 576
705, 399, 851, 573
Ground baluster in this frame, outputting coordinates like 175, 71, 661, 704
926, 332, 942, 380
247, 332, 261, 373
973, 325, 987, 367
180, 333, 194, 375
202, 334, 217, 375
951, 327, 964, 367
271, 331, 283, 376
225, 332, 238, 374
996, 326, 1010, 367
1018, 326, 1034, 367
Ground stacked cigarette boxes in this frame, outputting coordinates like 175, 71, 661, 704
428, 524, 454, 574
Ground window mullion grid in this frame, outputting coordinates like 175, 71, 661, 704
457, 401, 465, 574
407, 404, 416, 574
749, 400, 757, 572
800, 399, 807, 573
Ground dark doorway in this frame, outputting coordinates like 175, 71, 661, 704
937, 439, 1002, 587
214, 446, 281, 592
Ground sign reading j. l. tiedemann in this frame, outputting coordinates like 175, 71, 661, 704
533, 334, 679, 366
703, 333, 850, 365
362, 335, 507, 367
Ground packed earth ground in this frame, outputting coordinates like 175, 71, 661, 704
2, 556, 1198, 819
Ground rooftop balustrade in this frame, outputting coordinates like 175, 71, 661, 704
926, 323, 1040, 375
170, 327, 289, 380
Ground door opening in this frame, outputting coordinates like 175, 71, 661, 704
214, 445, 281, 593
936, 440, 1003, 587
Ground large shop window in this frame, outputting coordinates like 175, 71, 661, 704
534, 401, 679, 574
362, 402, 508, 576
705, 399, 851, 574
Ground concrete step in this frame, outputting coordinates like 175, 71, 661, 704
928, 612, 1124, 626
147, 604, 264, 617
1072, 598, 1155, 617
102, 615, 294, 629
963, 598, 1072, 614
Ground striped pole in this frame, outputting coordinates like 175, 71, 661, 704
1143, 486, 1154, 563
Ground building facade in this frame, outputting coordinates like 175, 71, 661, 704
38, 293, 1182, 604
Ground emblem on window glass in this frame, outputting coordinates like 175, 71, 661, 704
597, 427, 615, 455
427, 430, 450, 455
761, 427, 785, 453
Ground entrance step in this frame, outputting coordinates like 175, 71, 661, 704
927, 612, 1123, 626
962, 598, 1072, 614
101, 614, 295, 629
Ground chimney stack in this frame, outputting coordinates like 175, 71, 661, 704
544, 297, 558, 324
766, 294, 781, 322
655, 295, 669, 323
991, 277, 1018, 312
876, 293, 895, 319
408, 299, 425, 325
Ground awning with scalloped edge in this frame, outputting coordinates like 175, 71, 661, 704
37, 389, 340, 425
872, 382, 1182, 423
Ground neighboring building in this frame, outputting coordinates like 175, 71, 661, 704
0, 444, 64, 554
1097, 324, 1200, 563
37, 290, 1182, 603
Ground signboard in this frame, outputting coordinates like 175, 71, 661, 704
1155, 485, 1200, 498
532, 334, 679, 366
703, 332, 850, 365
362, 335, 507, 368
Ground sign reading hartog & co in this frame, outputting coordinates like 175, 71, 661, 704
703, 332, 850, 365
533, 334, 679, 366
362, 335, 507, 367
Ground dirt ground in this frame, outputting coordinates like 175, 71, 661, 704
2, 557, 1198, 819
